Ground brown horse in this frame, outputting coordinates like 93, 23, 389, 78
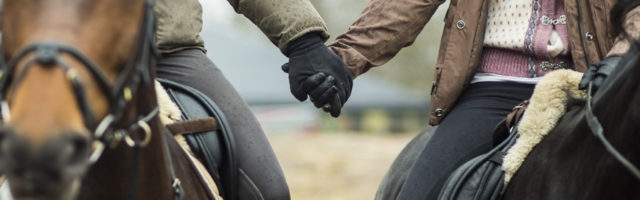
0, 0, 213, 199
502, 3, 640, 198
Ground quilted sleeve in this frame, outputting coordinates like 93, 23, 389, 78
226, 0, 329, 53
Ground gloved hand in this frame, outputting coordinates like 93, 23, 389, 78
282, 32, 352, 117
578, 56, 622, 94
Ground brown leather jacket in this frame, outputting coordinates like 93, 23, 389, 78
329, 0, 638, 125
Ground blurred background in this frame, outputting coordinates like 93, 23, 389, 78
199, 0, 447, 199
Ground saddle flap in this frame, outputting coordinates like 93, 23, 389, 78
158, 78, 237, 200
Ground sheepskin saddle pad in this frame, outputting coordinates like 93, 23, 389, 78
502, 69, 586, 186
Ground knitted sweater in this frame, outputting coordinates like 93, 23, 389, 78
477, 0, 572, 79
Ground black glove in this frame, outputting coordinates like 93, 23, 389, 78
578, 56, 622, 94
282, 32, 352, 117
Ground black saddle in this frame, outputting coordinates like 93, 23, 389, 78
158, 78, 237, 200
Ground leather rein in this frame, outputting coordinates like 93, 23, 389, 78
0, 0, 183, 199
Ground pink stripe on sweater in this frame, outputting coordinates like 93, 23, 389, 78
478, 47, 573, 77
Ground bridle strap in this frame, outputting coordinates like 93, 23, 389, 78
584, 80, 640, 180
161, 127, 184, 200
0, 42, 114, 127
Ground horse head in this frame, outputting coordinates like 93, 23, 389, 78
0, 0, 157, 199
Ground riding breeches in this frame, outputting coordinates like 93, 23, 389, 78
156, 49, 290, 200
396, 82, 534, 200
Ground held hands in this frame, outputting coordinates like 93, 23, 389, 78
282, 32, 352, 117
578, 56, 622, 94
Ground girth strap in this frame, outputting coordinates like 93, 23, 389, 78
167, 118, 219, 136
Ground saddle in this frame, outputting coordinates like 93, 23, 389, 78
437, 70, 586, 200
157, 78, 238, 200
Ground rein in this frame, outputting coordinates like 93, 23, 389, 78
0, 0, 184, 199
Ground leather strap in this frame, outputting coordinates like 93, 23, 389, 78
505, 100, 529, 129
167, 118, 219, 136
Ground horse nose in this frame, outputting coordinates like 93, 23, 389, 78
0, 131, 91, 197
0, 131, 91, 174
45, 134, 91, 170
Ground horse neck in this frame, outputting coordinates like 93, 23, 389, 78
591, 41, 640, 161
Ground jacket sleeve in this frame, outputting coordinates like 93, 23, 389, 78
607, 5, 640, 57
227, 0, 329, 53
328, 0, 446, 77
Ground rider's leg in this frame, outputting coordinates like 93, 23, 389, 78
156, 49, 290, 200
395, 82, 534, 200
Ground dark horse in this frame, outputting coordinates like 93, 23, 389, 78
503, 2, 640, 199
0, 0, 215, 199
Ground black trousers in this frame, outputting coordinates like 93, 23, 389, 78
396, 82, 534, 200
156, 49, 289, 200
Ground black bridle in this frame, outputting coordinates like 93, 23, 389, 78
0, 0, 183, 199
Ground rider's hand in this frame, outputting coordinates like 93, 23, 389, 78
282, 32, 352, 117
578, 56, 622, 94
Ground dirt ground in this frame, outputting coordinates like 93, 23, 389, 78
268, 132, 416, 200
